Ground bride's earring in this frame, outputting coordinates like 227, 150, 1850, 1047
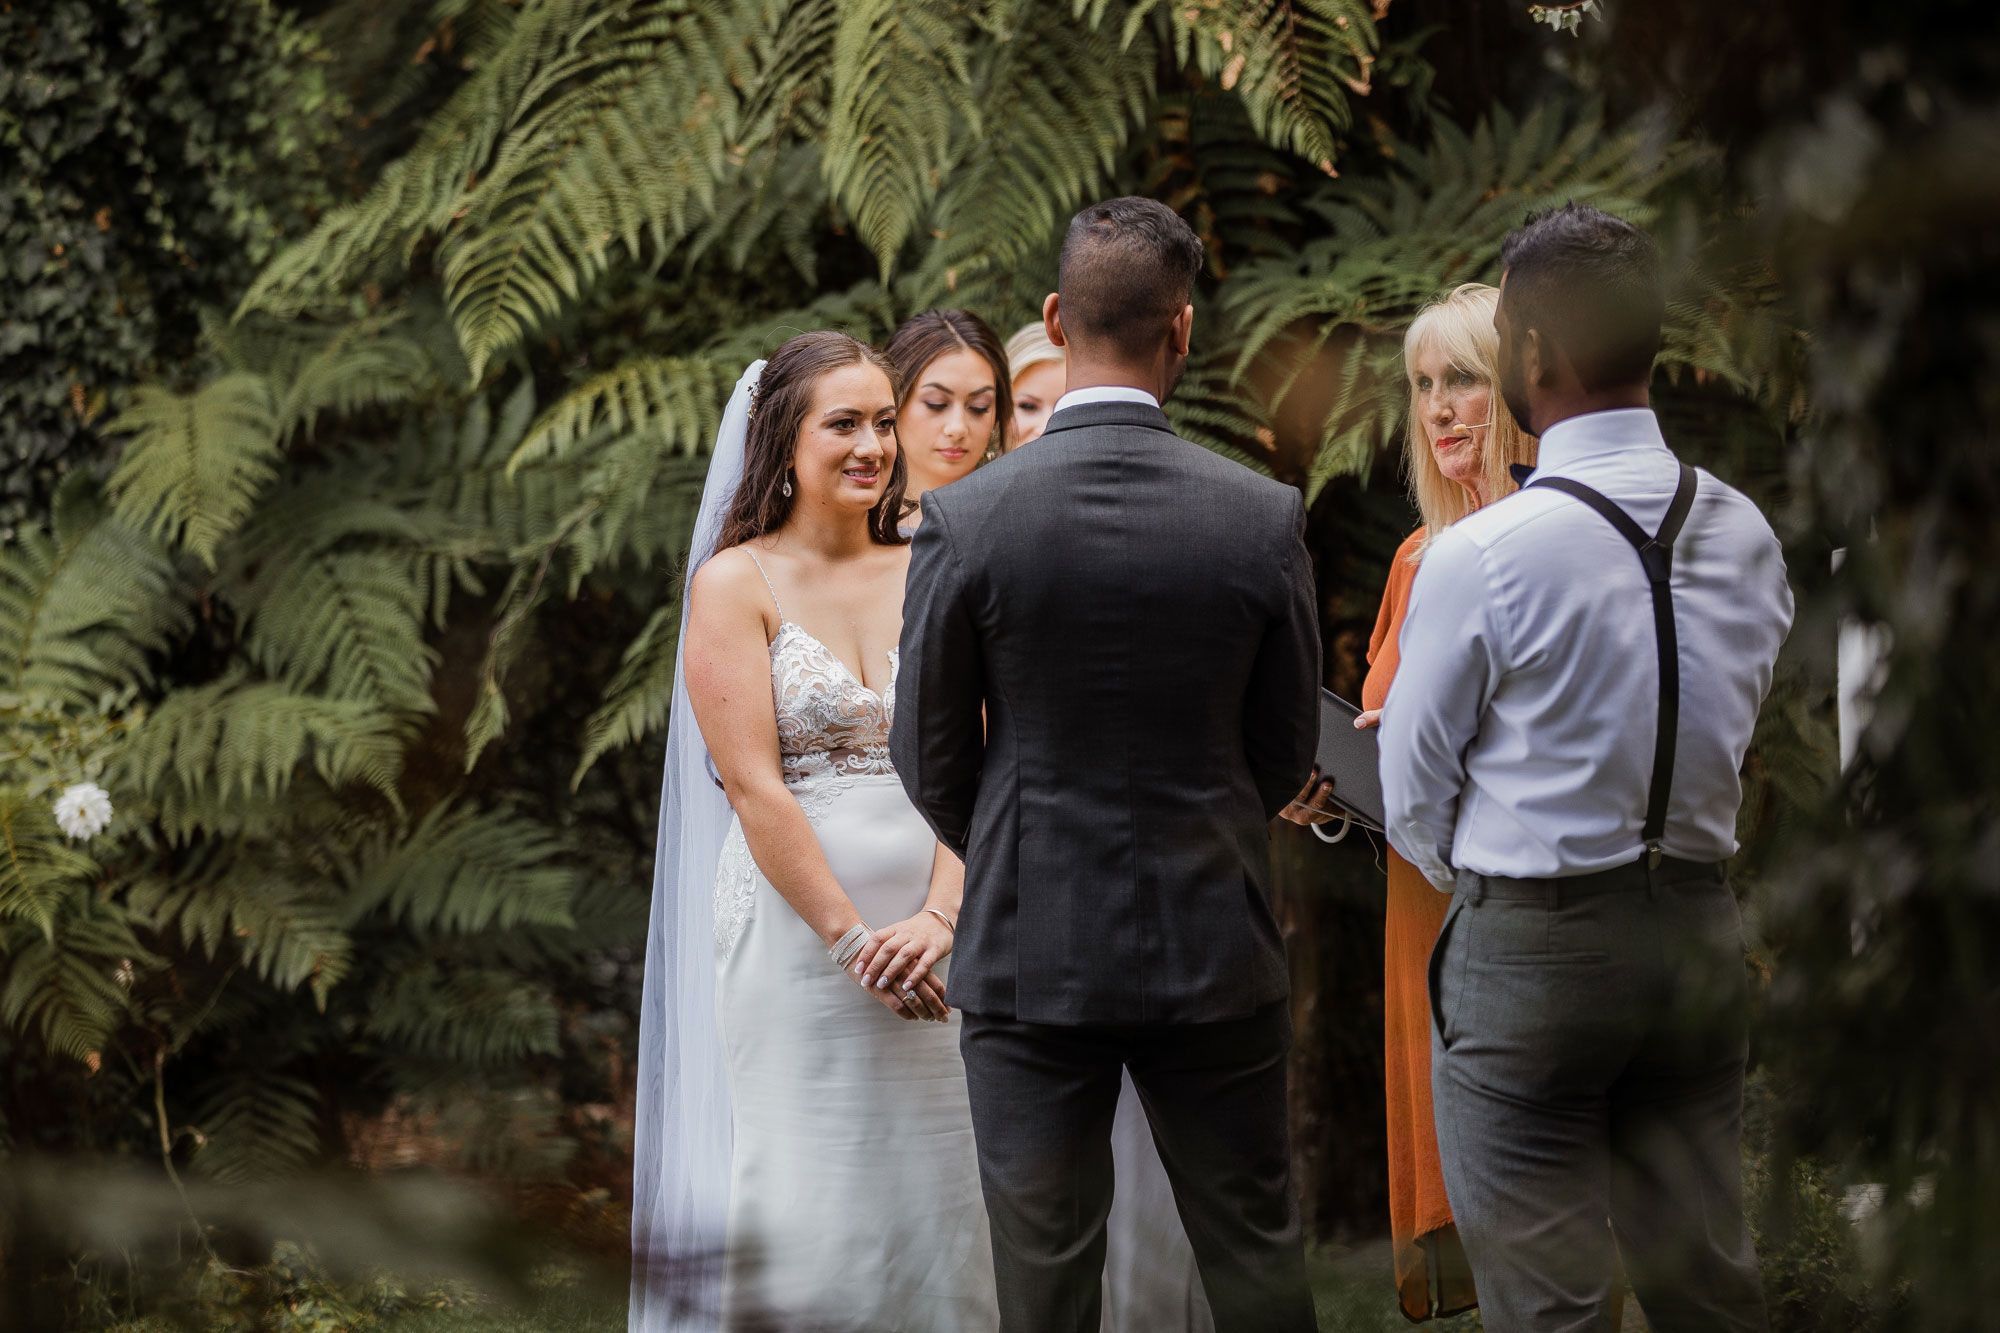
782, 471, 793, 498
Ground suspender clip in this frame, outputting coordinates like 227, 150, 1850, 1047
1645, 843, 1663, 870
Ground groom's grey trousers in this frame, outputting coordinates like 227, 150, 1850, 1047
1429, 857, 1769, 1333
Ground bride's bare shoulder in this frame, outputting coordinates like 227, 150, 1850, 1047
691, 545, 774, 617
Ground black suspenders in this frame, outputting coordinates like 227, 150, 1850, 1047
1526, 464, 1699, 869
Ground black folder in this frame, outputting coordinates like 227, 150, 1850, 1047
1311, 689, 1385, 832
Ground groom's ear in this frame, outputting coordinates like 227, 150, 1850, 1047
1170, 303, 1194, 358
1043, 292, 1066, 349
1523, 327, 1551, 389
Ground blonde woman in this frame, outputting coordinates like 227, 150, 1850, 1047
1285, 282, 1534, 1322
1003, 320, 1066, 449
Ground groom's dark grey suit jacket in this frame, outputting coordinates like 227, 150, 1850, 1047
891, 400, 1321, 1025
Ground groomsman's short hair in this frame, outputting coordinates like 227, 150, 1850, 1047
1499, 203, 1664, 391
1058, 197, 1204, 358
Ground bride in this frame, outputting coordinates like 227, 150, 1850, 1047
629, 331, 998, 1331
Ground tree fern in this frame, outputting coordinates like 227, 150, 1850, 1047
697, 281, 903, 367
341, 802, 576, 935
236, 550, 438, 714
107, 373, 282, 569
508, 356, 728, 476
823, 0, 975, 273
1104, 0, 1377, 173
222, 485, 449, 714
440, 1, 768, 379
366, 958, 562, 1064
192, 1072, 325, 1183
118, 675, 404, 820
911, 0, 1155, 311
238, 0, 611, 318
0, 478, 187, 707
0, 896, 149, 1064
128, 857, 355, 1004
572, 600, 680, 784
0, 792, 99, 938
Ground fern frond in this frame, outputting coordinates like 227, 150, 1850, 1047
911, 0, 1154, 310
386, 380, 595, 616
823, 0, 974, 273
0, 896, 145, 1063
441, 2, 768, 379
107, 374, 281, 568
366, 959, 561, 1064
563, 441, 710, 583
0, 791, 99, 938
572, 600, 680, 785
192, 1073, 324, 1183
238, 550, 437, 713
238, 0, 608, 317
682, 140, 829, 281
342, 802, 575, 935
127, 858, 355, 1004
509, 357, 727, 475
0, 478, 187, 706
697, 282, 902, 368
1109, 0, 1376, 171
118, 676, 404, 832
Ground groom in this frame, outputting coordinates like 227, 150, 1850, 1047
892, 197, 1321, 1332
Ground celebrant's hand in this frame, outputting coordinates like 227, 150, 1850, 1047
1279, 766, 1344, 827
854, 913, 955, 1000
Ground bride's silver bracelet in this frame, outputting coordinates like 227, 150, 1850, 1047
828, 923, 872, 971
922, 908, 956, 934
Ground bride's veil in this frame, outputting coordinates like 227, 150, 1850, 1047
630, 360, 764, 1332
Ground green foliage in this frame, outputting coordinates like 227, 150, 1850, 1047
0, 478, 187, 706
0, 0, 344, 532
109, 375, 282, 569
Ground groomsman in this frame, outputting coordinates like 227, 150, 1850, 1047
1380, 204, 1793, 1332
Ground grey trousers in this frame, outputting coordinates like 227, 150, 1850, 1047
1429, 858, 1768, 1333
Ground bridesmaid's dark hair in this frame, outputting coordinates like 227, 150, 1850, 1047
718, 331, 908, 550
883, 309, 1015, 462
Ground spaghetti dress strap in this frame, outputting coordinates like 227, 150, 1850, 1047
743, 550, 784, 621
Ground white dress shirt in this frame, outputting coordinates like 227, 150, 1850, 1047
1380, 409, 1794, 889
1050, 385, 1161, 415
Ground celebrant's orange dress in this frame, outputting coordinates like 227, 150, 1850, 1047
1367, 528, 1478, 1322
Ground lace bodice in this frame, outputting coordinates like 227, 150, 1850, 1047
770, 621, 899, 788
738, 548, 899, 795
715, 555, 902, 959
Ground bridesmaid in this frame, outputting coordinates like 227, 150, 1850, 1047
1286, 282, 1535, 1323
1002, 319, 1066, 450
884, 309, 1013, 524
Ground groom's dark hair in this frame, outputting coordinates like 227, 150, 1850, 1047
1058, 197, 1204, 359
1499, 202, 1664, 391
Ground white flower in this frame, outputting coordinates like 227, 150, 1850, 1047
52, 782, 114, 840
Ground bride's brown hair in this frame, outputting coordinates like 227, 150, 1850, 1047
717, 331, 909, 550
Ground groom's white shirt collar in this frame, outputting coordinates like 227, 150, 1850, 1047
1051, 385, 1160, 416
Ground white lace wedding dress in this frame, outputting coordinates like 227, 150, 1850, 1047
710, 562, 998, 1332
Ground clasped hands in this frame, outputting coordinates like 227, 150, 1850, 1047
844, 913, 955, 1022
